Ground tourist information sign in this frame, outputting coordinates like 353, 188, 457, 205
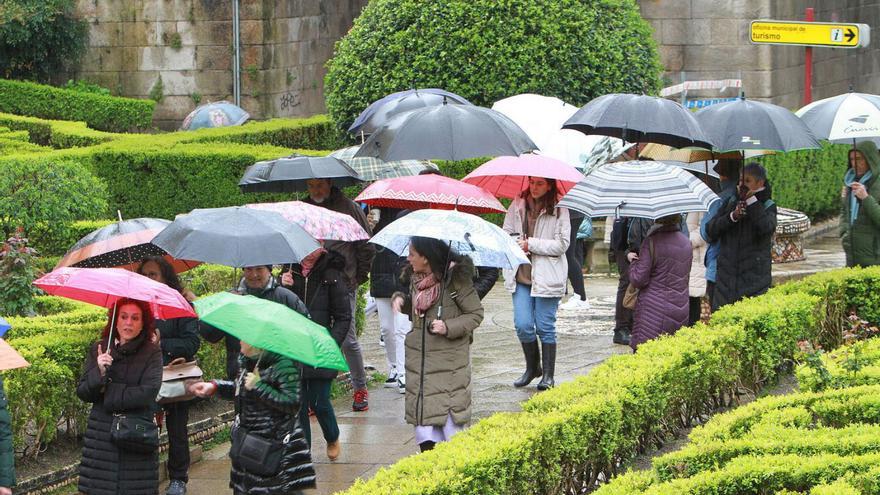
750, 20, 870, 48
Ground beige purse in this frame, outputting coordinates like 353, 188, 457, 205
157, 358, 203, 404
622, 239, 654, 310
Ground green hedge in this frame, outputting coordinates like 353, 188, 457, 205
29, 219, 115, 257
0, 79, 154, 132
796, 337, 880, 392
180, 115, 345, 151
0, 112, 119, 148
761, 142, 850, 219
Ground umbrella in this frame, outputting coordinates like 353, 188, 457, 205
461, 154, 585, 199
558, 161, 719, 219
695, 95, 821, 153
369, 209, 529, 269
329, 146, 439, 181
353, 103, 538, 162
349, 88, 472, 136
563, 93, 714, 149
238, 155, 365, 194
355, 175, 506, 215
152, 206, 321, 268
33, 267, 197, 320
55, 218, 200, 273
0, 317, 9, 338
195, 292, 348, 371
244, 201, 369, 242
796, 91, 880, 143
181, 101, 250, 131
0, 339, 28, 371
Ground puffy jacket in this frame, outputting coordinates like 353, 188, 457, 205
701, 179, 738, 283
216, 353, 316, 494
156, 316, 200, 366
77, 332, 163, 495
370, 207, 406, 298
502, 197, 571, 297
0, 378, 13, 489
841, 140, 880, 268
686, 212, 707, 298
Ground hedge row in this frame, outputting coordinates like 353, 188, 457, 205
0, 112, 119, 148
761, 141, 850, 220
796, 336, 880, 392
0, 79, 155, 132
29, 220, 115, 258
179, 115, 346, 151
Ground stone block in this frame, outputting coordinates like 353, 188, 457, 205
741, 69, 773, 98
194, 70, 234, 94
76, 0, 98, 19
118, 21, 149, 46
710, 18, 742, 46
121, 71, 161, 96
159, 70, 197, 95
176, 21, 196, 45
658, 45, 684, 72
121, 46, 141, 71
164, 46, 197, 70
191, 0, 232, 22
686, 18, 712, 46
152, 95, 196, 121
84, 72, 122, 94
98, 48, 125, 72
195, 45, 233, 70
189, 21, 233, 46
96, 0, 130, 23
691, 0, 769, 19
287, 17, 303, 41
240, 20, 264, 45
239, 0, 264, 20
683, 45, 770, 71
638, 0, 691, 20
661, 19, 687, 45
89, 22, 120, 47
80, 48, 104, 71
241, 46, 265, 68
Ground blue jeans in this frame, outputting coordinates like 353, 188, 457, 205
298, 378, 340, 446
512, 283, 560, 344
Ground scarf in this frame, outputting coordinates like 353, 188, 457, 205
844, 168, 873, 225
412, 271, 441, 316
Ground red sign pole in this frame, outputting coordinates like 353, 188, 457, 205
803, 7, 814, 105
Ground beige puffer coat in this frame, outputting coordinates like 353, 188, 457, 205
687, 211, 707, 298
502, 197, 571, 297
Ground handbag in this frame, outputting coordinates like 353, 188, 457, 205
230, 420, 291, 476
111, 413, 159, 453
622, 238, 655, 310
157, 359, 203, 404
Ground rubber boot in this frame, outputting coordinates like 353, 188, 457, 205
613, 328, 631, 346
513, 341, 542, 388
536, 343, 556, 391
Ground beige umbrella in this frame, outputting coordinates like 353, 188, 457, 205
639, 143, 775, 163
0, 340, 29, 371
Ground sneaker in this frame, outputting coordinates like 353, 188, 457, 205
396, 375, 406, 395
352, 388, 369, 411
560, 297, 591, 311
364, 294, 377, 315
326, 439, 341, 461
383, 372, 398, 388
166, 480, 187, 495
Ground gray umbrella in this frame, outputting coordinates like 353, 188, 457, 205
152, 206, 320, 268
563, 93, 714, 149
695, 96, 821, 153
239, 155, 365, 193
354, 104, 538, 162
349, 88, 472, 136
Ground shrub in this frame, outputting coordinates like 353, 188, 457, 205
28, 219, 115, 258
796, 337, 880, 392
760, 142, 850, 219
325, 0, 662, 130
0, 230, 39, 316
0, 111, 119, 148
62, 80, 111, 96
182, 115, 344, 150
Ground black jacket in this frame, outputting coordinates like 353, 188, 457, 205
283, 251, 351, 380
705, 187, 777, 311
216, 353, 316, 494
472, 267, 499, 300
370, 207, 406, 298
156, 316, 200, 365
77, 332, 163, 495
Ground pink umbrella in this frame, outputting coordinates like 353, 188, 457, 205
461, 154, 585, 199
245, 201, 369, 241
355, 175, 506, 215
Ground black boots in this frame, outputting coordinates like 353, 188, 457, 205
536, 343, 556, 391
513, 341, 542, 387
613, 328, 631, 346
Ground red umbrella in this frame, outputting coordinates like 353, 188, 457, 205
354, 175, 505, 214
461, 154, 585, 199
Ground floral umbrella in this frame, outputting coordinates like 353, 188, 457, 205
245, 201, 369, 242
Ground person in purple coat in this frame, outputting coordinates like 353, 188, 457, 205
626, 214, 692, 351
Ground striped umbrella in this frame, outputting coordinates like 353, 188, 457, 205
558, 161, 719, 220
796, 92, 880, 143
329, 146, 438, 181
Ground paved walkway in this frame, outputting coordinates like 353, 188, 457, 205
171, 232, 845, 495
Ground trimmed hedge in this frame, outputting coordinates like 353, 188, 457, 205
0, 112, 119, 148
0, 79, 154, 132
180, 115, 345, 151
796, 337, 880, 392
761, 142, 850, 219
29, 219, 115, 257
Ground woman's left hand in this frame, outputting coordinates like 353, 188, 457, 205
244, 372, 260, 391
430, 320, 447, 335
852, 182, 869, 200
517, 239, 529, 253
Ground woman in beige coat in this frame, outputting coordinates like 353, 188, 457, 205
502, 177, 570, 391
686, 211, 708, 325
392, 236, 484, 452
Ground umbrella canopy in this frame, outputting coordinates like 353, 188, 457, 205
0, 339, 28, 371
181, 101, 250, 131
195, 292, 348, 371
355, 175, 506, 214
354, 103, 538, 162
695, 96, 821, 152
563, 93, 714, 149
349, 88, 472, 136
56, 218, 200, 273
244, 201, 369, 242
0, 317, 9, 338
329, 145, 439, 181
238, 155, 364, 193
558, 161, 719, 219
152, 207, 321, 268
370, 209, 530, 269
461, 154, 585, 199
796, 92, 880, 142
33, 267, 197, 319
639, 143, 774, 163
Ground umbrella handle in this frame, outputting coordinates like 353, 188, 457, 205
436, 240, 454, 321
106, 301, 117, 351
614, 201, 627, 219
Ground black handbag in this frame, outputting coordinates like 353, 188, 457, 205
230, 419, 291, 476
111, 413, 159, 453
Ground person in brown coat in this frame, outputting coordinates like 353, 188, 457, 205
391, 237, 484, 452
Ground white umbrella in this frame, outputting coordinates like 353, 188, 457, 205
796, 92, 880, 143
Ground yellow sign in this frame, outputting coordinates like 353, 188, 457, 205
750, 20, 870, 48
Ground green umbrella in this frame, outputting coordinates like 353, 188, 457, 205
194, 292, 349, 372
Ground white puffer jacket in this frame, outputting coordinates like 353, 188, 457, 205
686, 211, 707, 298
502, 197, 570, 297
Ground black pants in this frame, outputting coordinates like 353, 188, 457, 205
566, 216, 586, 300
688, 296, 703, 327
613, 250, 633, 332
299, 378, 340, 446
164, 401, 191, 482
706, 281, 715, 309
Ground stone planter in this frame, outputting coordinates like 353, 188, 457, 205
772, 207, 811, 263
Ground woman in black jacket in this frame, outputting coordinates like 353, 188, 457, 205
137, 257, 201, 495
77, 298, 163, 495
281, 248, 349, 461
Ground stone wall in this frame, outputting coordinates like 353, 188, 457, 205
75, 0, 367, 129
638, 0, 880, 109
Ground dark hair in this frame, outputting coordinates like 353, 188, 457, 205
519, 177, 559, 214
137, 256, 184, 294
410, 236, 463, 278
714, 158, 742, 179
655, 214, 681, 226
101, 298, 157, 344
743, 162, 767, 183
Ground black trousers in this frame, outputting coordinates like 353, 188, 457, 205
164, 401, 191, 482
566, 215, 586, 300
613, 250, 633, 332
688, 296, 703, 327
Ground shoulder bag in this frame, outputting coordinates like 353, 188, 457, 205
111, 413, 159, 453
622, 238, 655, 310
157, 358, 203, 404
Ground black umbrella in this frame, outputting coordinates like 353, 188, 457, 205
349, 88, 472, 135
695, 95, 821, 153
562, 93, 714, 149
151, 207, 320, 268
353, 103, 538, 162
238, 155, 365, 193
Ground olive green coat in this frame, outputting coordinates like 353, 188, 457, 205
841, 140, 880, 267
0, 377, 13, 489
395, 258, 484, 427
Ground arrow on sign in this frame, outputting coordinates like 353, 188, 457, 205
846, 28, 856, 42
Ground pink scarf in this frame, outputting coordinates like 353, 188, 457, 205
412, 272, 441, 316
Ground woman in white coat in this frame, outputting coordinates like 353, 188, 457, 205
686, 211, 708, 326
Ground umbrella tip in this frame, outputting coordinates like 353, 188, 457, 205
740, 91, 746, 100
849, 84, 854, 92
443, 95, 448, 105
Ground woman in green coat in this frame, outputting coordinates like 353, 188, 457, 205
0, 376, 13, 495
841, 140, 880, 267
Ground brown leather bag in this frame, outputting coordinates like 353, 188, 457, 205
622, 238, 654, 310
157, 358, 203, 404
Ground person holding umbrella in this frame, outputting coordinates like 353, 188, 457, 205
841, 140, 880, 268
390, 237, 484, 452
